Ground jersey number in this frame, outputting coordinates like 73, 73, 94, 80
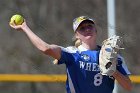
94, 73, 103, 86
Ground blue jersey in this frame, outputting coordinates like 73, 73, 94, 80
57, 45, 130, 93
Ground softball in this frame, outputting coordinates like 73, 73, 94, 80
10, 14, 24, 25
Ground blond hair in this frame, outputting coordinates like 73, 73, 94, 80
72, 35, 82, 47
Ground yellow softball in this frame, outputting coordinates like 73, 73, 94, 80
10, 14, 24, 25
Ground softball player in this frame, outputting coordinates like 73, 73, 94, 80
9, 16, 132, 93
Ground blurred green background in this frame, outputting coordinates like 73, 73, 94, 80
0, 0, 139, 93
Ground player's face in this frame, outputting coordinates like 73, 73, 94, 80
75, 21, 97, 42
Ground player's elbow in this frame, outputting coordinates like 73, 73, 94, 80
39, 46, 51, 54
40, 44, 61, 59
35, 44, 50, 54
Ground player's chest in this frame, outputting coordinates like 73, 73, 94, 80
76, 50, 99, 63
74, 51, 100, 72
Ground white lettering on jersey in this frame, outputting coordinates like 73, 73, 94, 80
79, 61, 100, 71
92, 63, 100, 71
79, 61, 86, 69
85, 63, 92, 71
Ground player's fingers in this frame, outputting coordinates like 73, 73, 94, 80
9, 23, 22, 30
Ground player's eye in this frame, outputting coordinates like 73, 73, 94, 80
77, 24, 95, 31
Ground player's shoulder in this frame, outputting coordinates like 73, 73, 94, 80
61, 46, 78, 53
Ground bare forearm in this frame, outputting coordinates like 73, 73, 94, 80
21, 26, 61, 59
113, 70, 132, 91
22, 26, 49, 52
